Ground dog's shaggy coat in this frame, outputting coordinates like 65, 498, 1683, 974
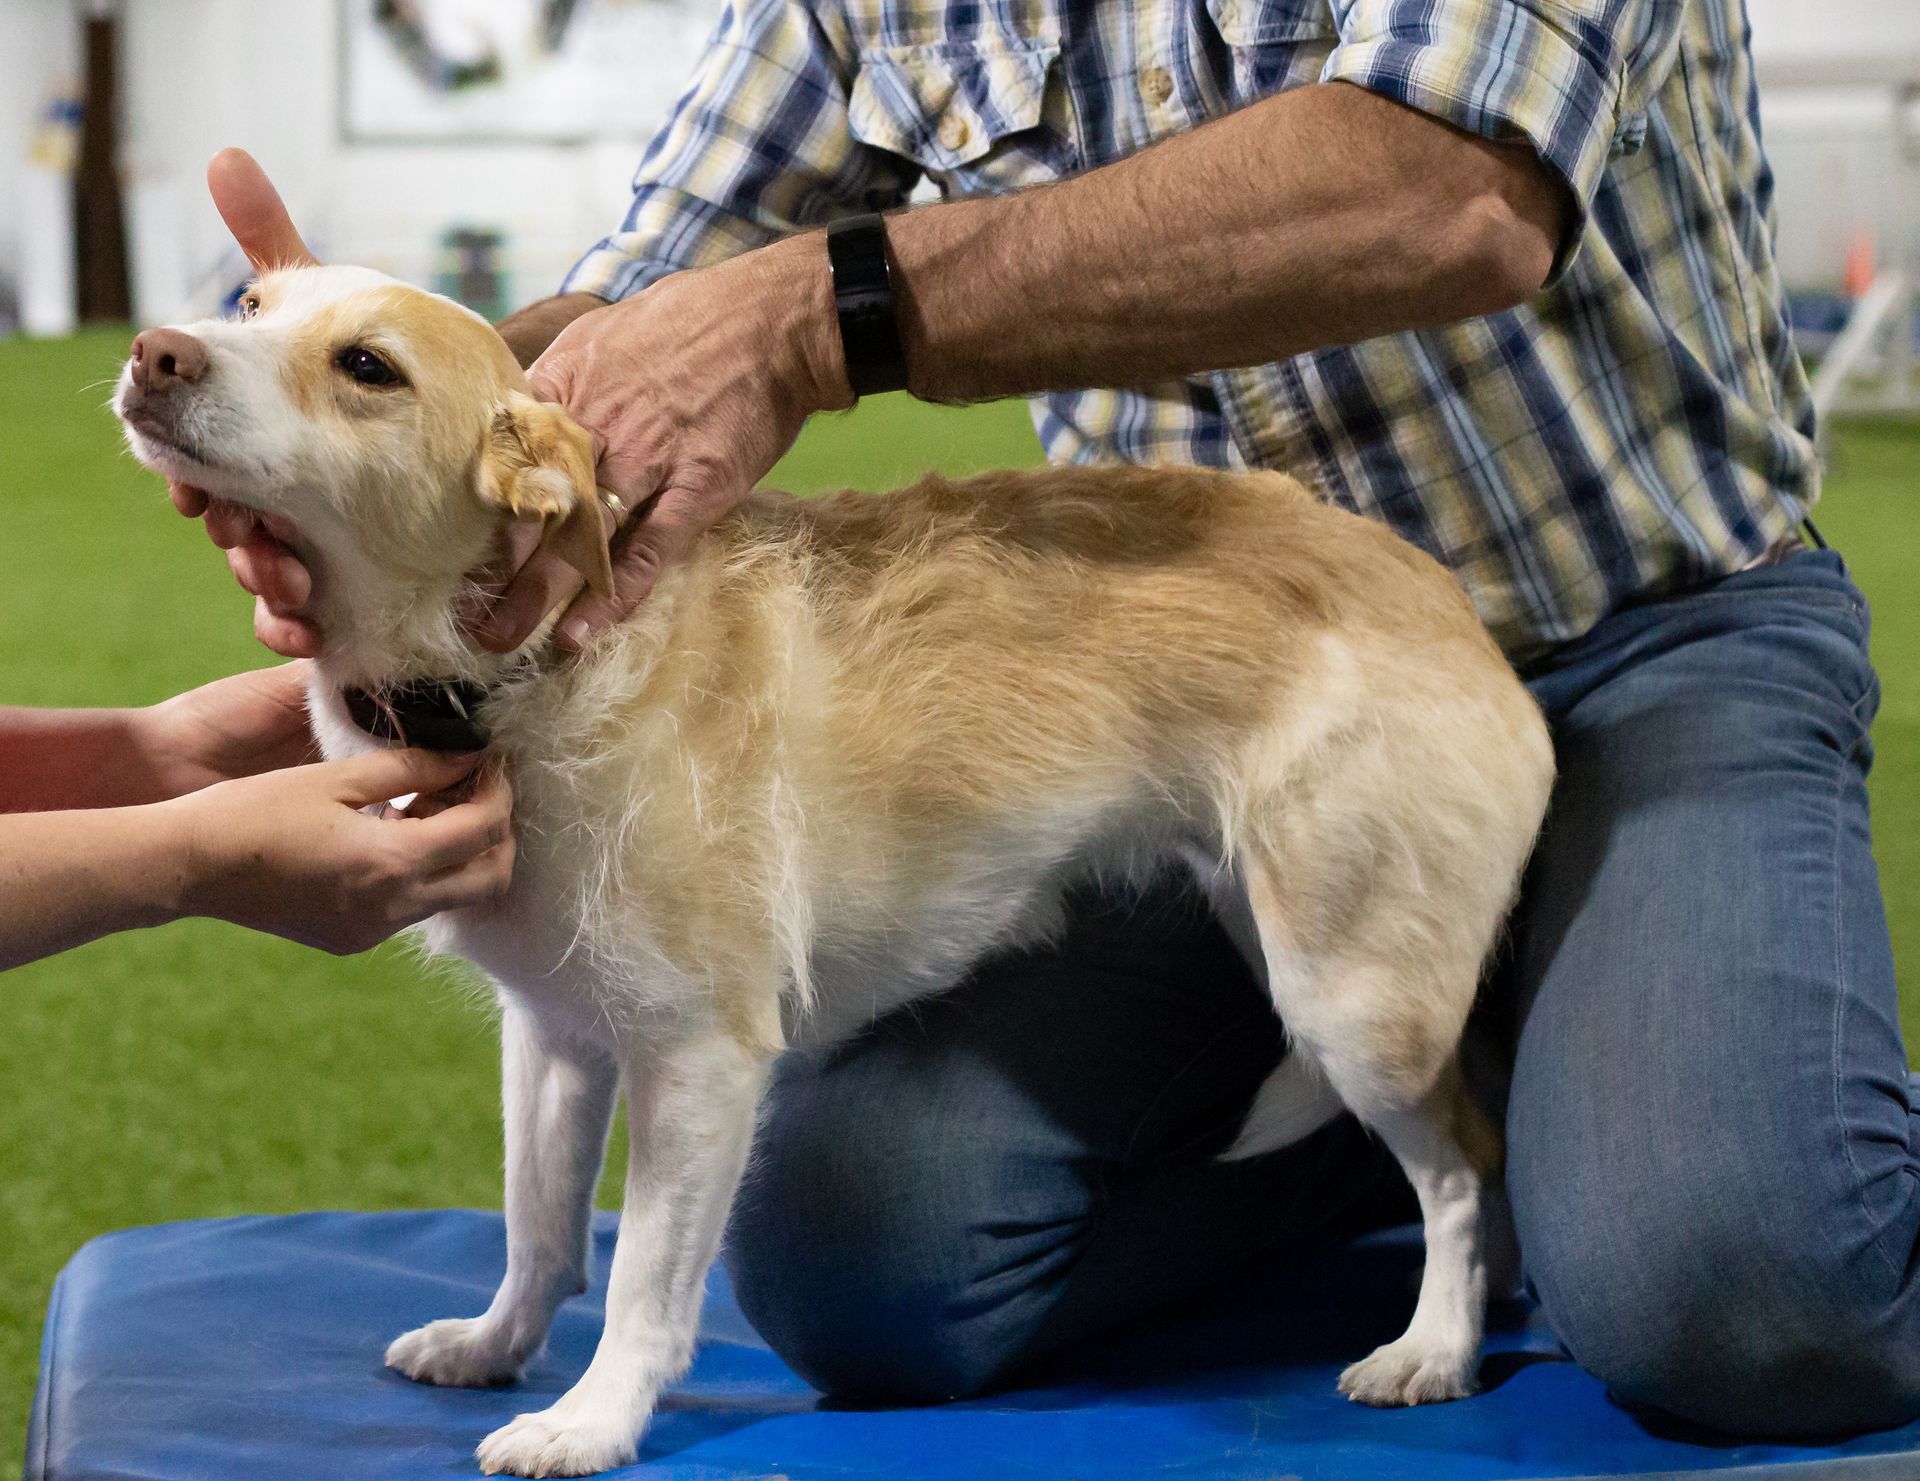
117, 265, 1554, 1478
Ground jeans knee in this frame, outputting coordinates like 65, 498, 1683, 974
724, 1055, 1066, 1404
726, 1208, 1038, 1403
1530, 1220, 1920, 1436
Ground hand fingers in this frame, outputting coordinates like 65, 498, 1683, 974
554, 486, 714, 650
170, 482, 209, 517
325, 747, 482, 807
203, 500, 256, 549
461, 520, 560, 651
412, 839, 517, 916
207, 148, 319, 272
524, 353, 571, 407
455, 518, 545, 615
230, 538, 312, 613
253, 600, 324, 659
472, 548, 587, 654
400, 766, 516, 874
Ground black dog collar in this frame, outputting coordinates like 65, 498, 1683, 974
342, 677, 492, 751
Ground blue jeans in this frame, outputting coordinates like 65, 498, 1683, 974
725, 548, 1920, 1437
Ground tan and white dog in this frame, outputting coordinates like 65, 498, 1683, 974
116, 264, 1554, 1478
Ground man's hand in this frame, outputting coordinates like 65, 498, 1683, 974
474, 239, 850, 653
169, 747, 516, 955
135, 662, 319, 799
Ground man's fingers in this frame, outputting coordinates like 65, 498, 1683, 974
208, 148, 319, 272
553, 487, 710, 649
454, 517, 547, 631
230, 539, 312, 613
204, 502, 256, 549
253, 604, 324, 659
472, 549, 586, 654
169, 483, 209, 517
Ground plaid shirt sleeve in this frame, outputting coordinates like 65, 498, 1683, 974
562, 0, 919, 301
1320, 0, 1686, 277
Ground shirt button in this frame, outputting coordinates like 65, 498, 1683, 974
1139, 66, 1174, 105
937, 112, 972, 151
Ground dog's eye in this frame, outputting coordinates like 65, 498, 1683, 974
239, 294, 261, 321
335, 347, 403, 388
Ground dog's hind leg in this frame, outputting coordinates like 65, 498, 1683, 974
1335, 1057, 1501, 1404
476, 1026, 772, 1478
387, 999, 618, 1387
1237, 858, 1502, 1406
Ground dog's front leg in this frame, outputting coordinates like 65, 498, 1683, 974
477, 1029, 770, 1478
389, 1000, 617, 1386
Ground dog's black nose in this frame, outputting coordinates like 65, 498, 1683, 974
128, 328, 210, 392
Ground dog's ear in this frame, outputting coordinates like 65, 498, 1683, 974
477, 391, 615, 599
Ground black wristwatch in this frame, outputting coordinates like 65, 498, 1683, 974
826, 214, 909, 398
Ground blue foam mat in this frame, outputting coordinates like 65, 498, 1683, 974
24, 1210, 1920, 1480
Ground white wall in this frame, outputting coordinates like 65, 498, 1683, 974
1745, 0, 1920, 288
1748, 0, 1918, 61
0, 0, 79, 290
1, 0, 667, 324
118, 0, 657, 316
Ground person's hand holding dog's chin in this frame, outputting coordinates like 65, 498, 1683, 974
472, 239, 854, 655
168, 481, 324, 656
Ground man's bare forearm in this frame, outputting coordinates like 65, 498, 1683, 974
498, 291, 608, 369
874, 81, 1570, 402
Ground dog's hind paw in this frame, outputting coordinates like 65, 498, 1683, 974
477, 1408, 639, 1478
386, 1317, 526, 1388
1338, 1337, 1480, 1406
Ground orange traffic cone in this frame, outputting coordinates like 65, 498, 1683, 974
1844, 229, 1876, 299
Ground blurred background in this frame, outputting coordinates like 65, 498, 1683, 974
1, 0, 1918, 1471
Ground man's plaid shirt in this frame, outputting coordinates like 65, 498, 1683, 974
564, 0, 1817, 659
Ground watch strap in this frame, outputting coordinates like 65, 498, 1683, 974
826, 214, 908, 398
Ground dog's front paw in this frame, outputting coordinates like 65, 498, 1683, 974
477, 1406, 639, 1478
1338, 1337, 1479, 1406
386, 1317, 525, 1388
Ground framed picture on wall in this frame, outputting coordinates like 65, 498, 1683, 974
339, 0, 720, 144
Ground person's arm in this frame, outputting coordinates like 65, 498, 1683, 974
502, 0, 1678, 646
0, 664, 318, 813
0, 709, 169, 812
0, 748, 515, 972
499, 80, 1564, 644
885, 82, 1565, 401
0, 804, 188, 968
498, 293, 608, 371
190, 0, 1662, 656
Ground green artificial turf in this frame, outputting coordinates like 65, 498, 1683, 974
0, 328, 1915, 1469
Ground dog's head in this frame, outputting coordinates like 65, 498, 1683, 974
116, 264, 611, 678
